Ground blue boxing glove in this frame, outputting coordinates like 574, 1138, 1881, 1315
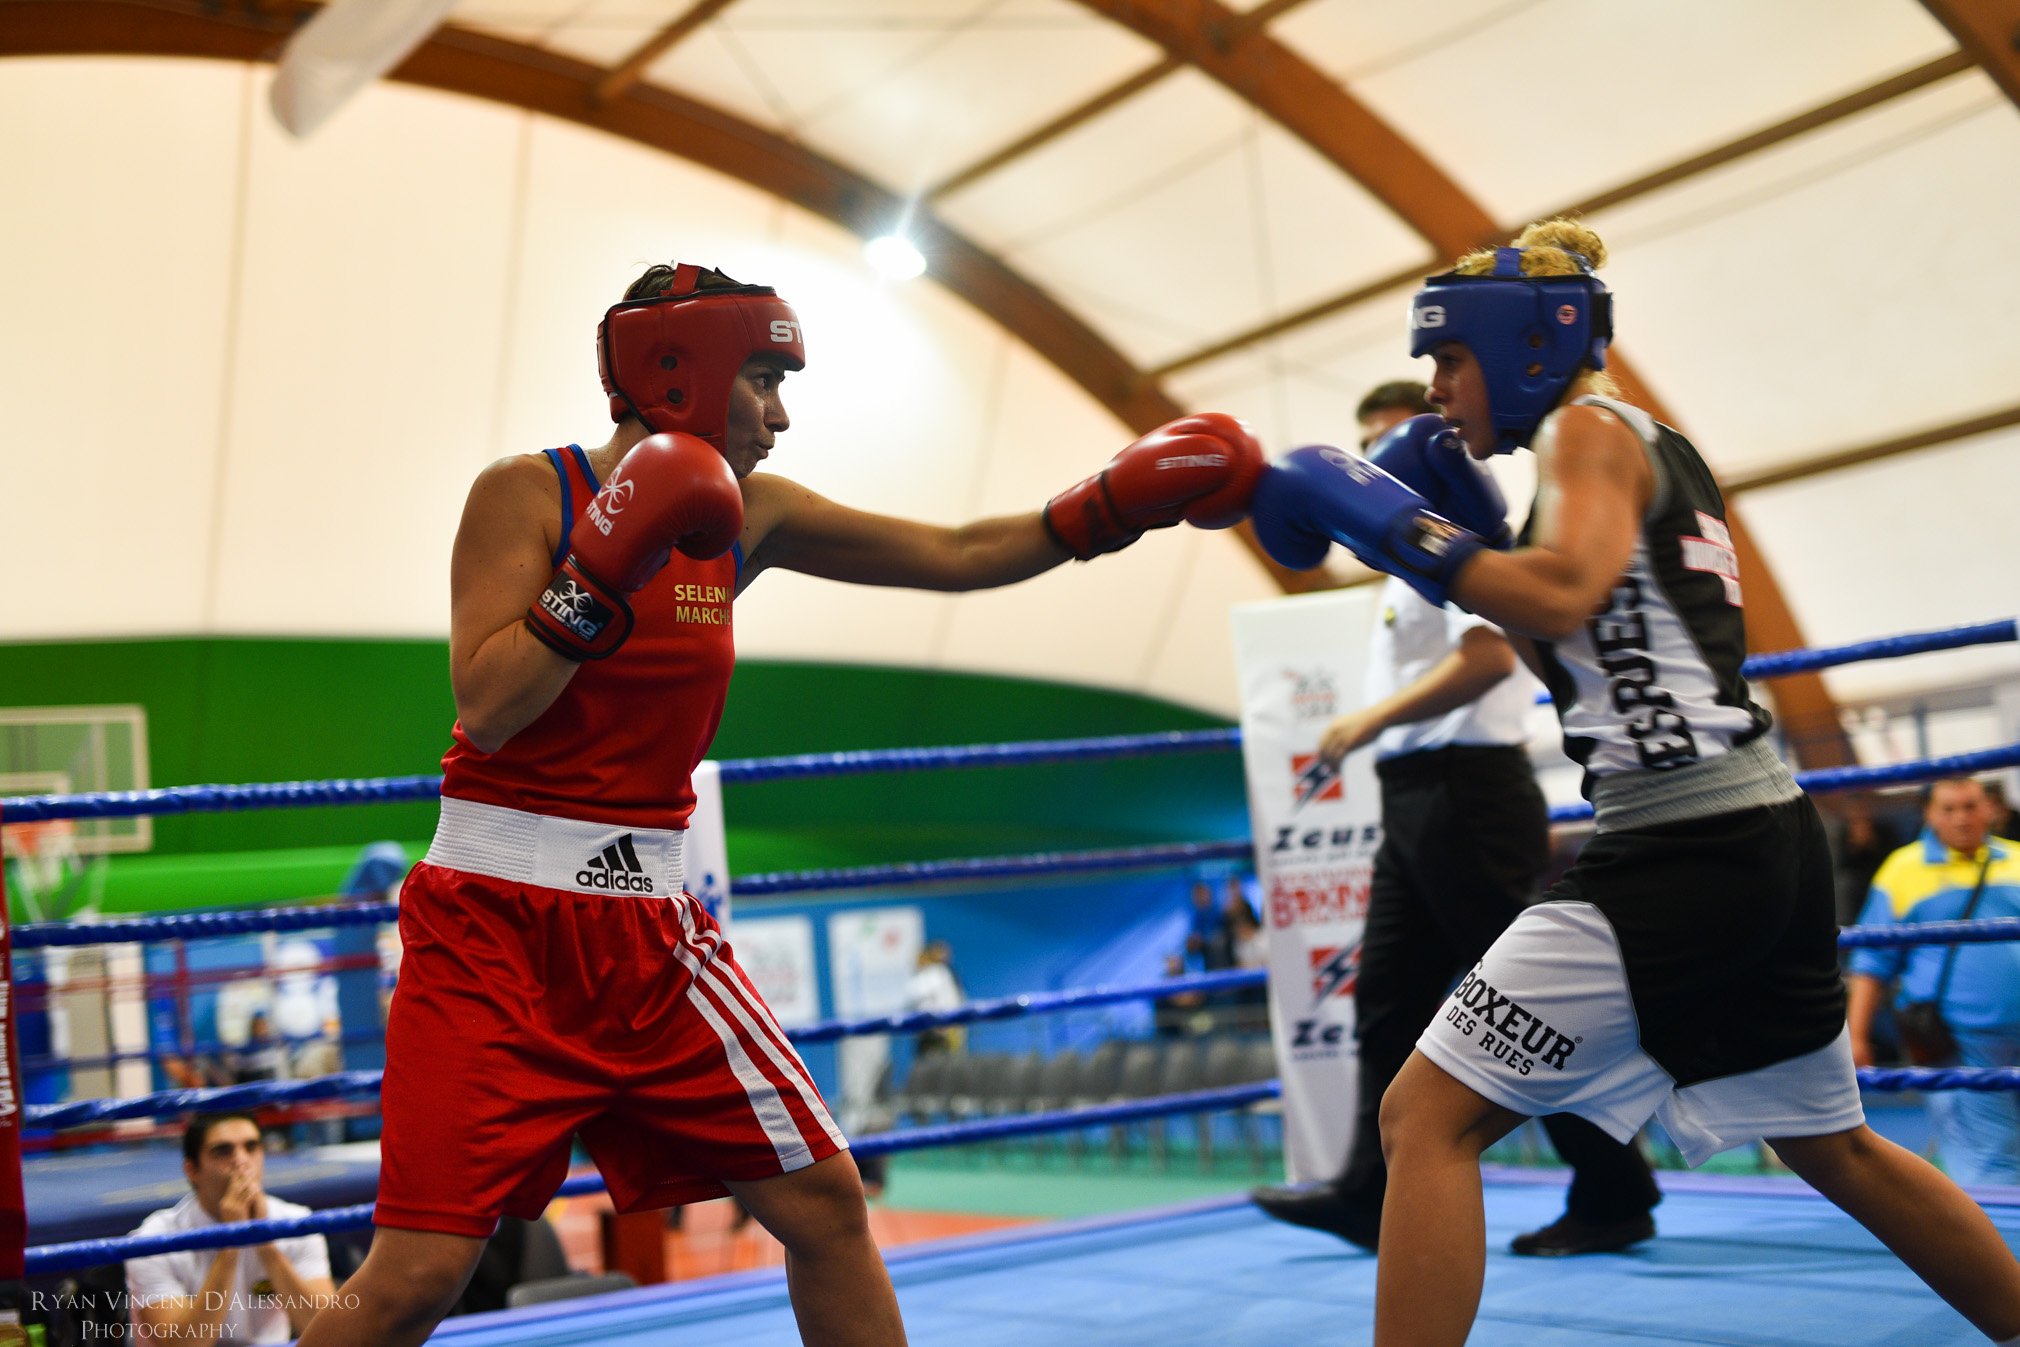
1250, 445, 1487, 607
1368, 414, 1514, 548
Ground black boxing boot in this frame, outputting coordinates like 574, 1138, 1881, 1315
1249, 1181, 1381, 1251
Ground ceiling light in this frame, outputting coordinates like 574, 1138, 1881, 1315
864, 235, 926, 281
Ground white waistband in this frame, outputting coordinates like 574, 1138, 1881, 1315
426, 796, 686, 899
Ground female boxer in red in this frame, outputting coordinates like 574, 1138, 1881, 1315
295, 263, 1263, 1347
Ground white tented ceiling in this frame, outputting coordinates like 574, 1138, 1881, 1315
4, 0, 2019, 717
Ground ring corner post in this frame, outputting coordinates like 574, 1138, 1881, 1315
0, 806, 28, 1343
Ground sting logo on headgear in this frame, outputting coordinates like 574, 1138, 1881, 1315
1407, 246, 1612, 454
597, 263, 808, 449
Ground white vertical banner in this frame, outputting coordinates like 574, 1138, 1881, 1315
828, 907, 925, 1133
1231, 589, 1385, 1182
689, 760, 731, 928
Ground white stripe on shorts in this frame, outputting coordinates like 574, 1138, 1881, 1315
681, 977, 813, 1168
678, 902, 845, 1150
663, 901, 838, 1165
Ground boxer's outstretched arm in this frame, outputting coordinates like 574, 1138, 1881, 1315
738, 412, 1262, 591
1448, 404, 1652, 641
738, 473, 1066, 592
449, 456, 581, 753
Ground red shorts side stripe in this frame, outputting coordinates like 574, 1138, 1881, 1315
375, 864, 845, 1232
695, 958, 845, 1151
664, 910, 842, 1162
679, 975, 815, 1168
677, 907, 845, 1150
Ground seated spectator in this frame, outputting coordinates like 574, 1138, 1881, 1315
228, 1012, 289, 1085
162, 1052, 232, 1091
1848, 777, 2020, 1184
906, 939, 965, 1056
127, 1113, 337, 1343
290, 1020, 344, 1081
1222, 886, 1270, 1025
1226, 884, 1267, 969
1155, 952, 1211, 1038
1987, 781, 2017, 843
1185, 879, 1232, 972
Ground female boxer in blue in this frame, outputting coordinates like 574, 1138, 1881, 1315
1248, 217, 2020, 1347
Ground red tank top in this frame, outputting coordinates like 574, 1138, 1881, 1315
440, 445, 738, 829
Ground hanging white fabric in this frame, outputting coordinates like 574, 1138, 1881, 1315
270, 0, 462, 138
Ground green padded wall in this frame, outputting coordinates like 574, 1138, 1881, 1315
0, 639, 1248, 906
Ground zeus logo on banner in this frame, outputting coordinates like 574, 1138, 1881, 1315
1230, 590, 1386, 1183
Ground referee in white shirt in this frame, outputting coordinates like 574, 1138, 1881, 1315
1252, 382, 1661, 1257
127, 1114, 339, 1343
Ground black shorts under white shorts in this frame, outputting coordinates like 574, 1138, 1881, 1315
1417, 794, 1863, 1165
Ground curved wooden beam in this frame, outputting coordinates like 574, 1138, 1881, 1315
593, 0, 735, 107
2, 0, 1188, 427
925, 0, 1312, 203
1725, 400, 2020, 495
1070, 0, 1497, 256
1920, 0, 2020, 108
1148, 50, 1971, 380
1069, 0, 1852, 763
0, 0, 1331, 592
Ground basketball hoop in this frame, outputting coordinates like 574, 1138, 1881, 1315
1, 817, 81, 923
0, 817, 75, 862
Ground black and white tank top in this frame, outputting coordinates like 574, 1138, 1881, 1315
1523, 397, 1797, 828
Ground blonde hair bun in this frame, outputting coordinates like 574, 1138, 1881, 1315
1456, 217, 1608, 278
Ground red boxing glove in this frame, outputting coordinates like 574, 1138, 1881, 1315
1042, 413, 1265, 561
525, 432, 744, 661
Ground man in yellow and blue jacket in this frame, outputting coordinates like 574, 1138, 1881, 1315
1848, 776, 2020, 1185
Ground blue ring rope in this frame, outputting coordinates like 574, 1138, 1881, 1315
2, 776, 445, 823
22, 1080, 1281, 1275
715, 728, 1242, 784
8, 841, 1258, 947
731, 838, 1258, 897
27, 1060, 2020, 1275
1545, 741, 2020, 825
21, 1028, 388, 1077
1859, 1067, 2020, 1092
15, 900, 400, 948
6, 616, 2014, 825
1837, 917, 2020, 949
30, 928, 2020, 1130
29, 1200, 380, 1276
787, 967, 1265, 1043
24, 969, 1268, 1127
1740, 618, 2016, 679
12, 731, 2016, 832
19, 864, 2020, 957
27, 1072, 385, 1130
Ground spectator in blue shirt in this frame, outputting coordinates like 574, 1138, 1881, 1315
1848, 776, 2020, 1185
1185, 879, 1232, 972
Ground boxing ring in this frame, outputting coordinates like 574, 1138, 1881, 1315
6, 615, 2020, 1344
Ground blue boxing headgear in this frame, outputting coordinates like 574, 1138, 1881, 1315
1408, 247, 1612, 453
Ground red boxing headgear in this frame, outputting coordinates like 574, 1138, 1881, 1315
597, 264, 808, 447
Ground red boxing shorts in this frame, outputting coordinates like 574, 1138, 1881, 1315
376, 802, 845, 1236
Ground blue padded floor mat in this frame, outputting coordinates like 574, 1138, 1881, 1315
432, 1172, 2020, 1346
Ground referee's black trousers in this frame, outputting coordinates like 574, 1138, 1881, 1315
1335, 744, 1660, 1221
